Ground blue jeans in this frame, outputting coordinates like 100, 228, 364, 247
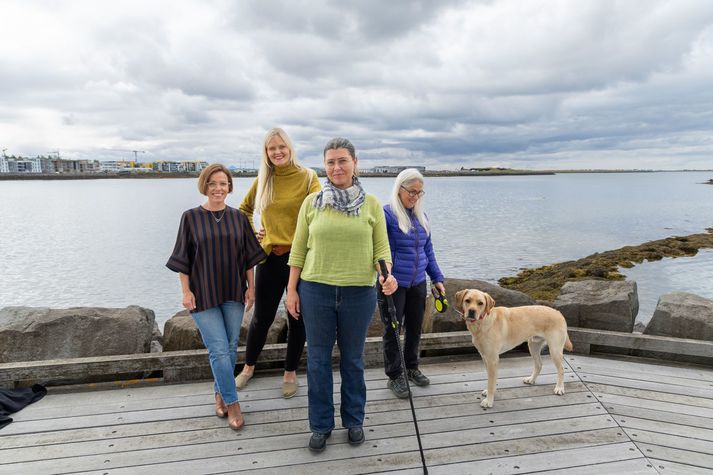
299, 280, 376, 434
192, 301, 245, 405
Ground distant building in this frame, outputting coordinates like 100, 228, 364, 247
0, 156, 9, 173
152, 160, 208, 172
372, 165, 426, 174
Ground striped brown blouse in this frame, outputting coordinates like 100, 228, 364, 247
166, 206, 266, 313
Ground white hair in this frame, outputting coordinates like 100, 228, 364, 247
389, 168, 429, 235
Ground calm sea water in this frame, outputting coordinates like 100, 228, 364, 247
1, 172, 712, 329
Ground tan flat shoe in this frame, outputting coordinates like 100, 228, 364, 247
235, 372, 253, 390
282, 381, 298, 399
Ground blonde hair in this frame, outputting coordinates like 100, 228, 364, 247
390, 168, 429, 235
197, 163, 233, 196
255, 128, 311, 211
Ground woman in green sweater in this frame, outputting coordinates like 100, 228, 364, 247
235, 128, 321, 398
287, 137, 398, 452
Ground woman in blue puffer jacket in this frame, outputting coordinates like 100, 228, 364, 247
377, 168, 446, 399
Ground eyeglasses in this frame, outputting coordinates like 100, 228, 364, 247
400, 186, 425, 198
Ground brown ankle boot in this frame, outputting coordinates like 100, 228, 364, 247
227, 402, 245, 430
214, 393, 228, 418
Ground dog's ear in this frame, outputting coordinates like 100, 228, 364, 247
485, 292, 495, 315
455, 289, 467, 310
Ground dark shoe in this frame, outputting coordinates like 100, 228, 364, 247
348, 426, 365, 445
388, 374, 409, 399
407, 368, 430, 387
308, 431, 331, 452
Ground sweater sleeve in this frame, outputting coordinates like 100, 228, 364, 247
371, 199, 392, 266
287, 194, 312, 269
238, 178, 258, 232
424, 231, 445, 283
166, 212, 193, 274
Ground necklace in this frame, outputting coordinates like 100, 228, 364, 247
210, 208, 227, 223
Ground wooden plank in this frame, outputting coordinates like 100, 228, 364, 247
0, 402, 606, 465
568, 328, 713, 358
625, 429, 713, 457
2, 422, 623, 475
572, 361, 713, 390
0, 385, 590, 452
568, 354, 713, 382
616, 416, 713, 443
585, 382, 713, 410
648, 458, 713, 475
601, 401, 713, 431
6, 374, 574, 423
593, 392, 713, 419
635, 443, 713, 470
422, 443, 653, 475
579, 373, 713, 400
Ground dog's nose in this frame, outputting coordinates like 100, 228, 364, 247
467, 309, 476, 320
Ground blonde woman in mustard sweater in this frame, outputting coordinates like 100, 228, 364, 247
235, 128, 321, 398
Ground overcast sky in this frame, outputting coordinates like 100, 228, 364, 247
2, 0, 713, 170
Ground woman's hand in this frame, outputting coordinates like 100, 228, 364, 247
244, 286, 255, 313
182, 290, 196, 311
286, 288, 300, 319
434, 281, 446, 295
256, 227, 266, 242
379, 274, 398, 296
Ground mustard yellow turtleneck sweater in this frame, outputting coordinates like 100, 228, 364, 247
239, 164, 321, 255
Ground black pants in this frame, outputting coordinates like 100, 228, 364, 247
244, 252, 305, 371
377, 281, 427, 380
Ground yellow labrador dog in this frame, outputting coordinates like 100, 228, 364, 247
455, 289, 573, 408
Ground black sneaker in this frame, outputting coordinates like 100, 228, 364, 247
388, 374, 409, 399
308, 431, 331, 452
407, 368, 430, 387
347, 426, 365, 445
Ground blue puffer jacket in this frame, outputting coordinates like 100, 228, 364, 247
384, 204, 444, 288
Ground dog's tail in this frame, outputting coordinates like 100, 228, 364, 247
564, 333, 573, 352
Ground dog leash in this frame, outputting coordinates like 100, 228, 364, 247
379, 260, 428, 474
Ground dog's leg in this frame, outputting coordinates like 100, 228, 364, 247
481, 356, 499, 408
550, 347, 566, 395
524, 337, 545, 385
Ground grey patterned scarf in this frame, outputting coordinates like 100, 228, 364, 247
313, 176, 366, 216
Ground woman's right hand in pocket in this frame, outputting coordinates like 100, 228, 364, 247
182, 291, 196, 311
286, 288, 300, 319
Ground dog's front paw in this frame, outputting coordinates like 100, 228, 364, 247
480, 398, 493, 408
523, 377, 535, 385
554, 385, 565, 395
481, 389, 488, 397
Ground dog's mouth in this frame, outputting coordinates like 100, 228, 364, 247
466, 310, 478, 321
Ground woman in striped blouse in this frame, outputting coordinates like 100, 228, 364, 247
167, 163, 266, 430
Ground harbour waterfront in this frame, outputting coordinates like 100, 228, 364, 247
1, 171, 711, 329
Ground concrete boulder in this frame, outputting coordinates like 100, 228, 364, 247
554, 280, 638, 332
0, 306, 155, 363
432, 278, 536, 333
644, 292, 713, 341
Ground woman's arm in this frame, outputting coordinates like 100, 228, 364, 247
286, 266, 302, 319
179, 272, 196, 311
244, 267, 255, 312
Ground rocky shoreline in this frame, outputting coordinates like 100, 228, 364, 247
498, 228, 713, 301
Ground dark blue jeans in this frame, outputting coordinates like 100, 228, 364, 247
298, 280, 376, 434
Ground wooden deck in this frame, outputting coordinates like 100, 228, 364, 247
1, 353, 712, 474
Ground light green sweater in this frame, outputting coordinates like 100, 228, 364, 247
288, 193, 392, 286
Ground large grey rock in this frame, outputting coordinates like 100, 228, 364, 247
162, 306, 288, 352
0, 306, 155, 363
555, 280, 638, 332
432, 278, 537, 333
644, 292, 713, 341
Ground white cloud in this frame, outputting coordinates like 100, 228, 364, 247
1, 0, 713, 169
